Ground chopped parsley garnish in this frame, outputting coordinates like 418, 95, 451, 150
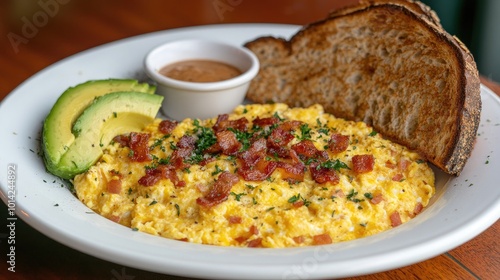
273, 112, 285, 121
318, 127, 330, 135
158, 156, 171, 165
127, 150, 134, 158
364, 192, 373, 199
149, 200, 158, 206
316, 118, 330, 135
347, 189, 364, 203
288, 193, 311, 207
211, 164, 223, 176
150, 134, 169, 150
175, 204, 180, 216
296, 123, 312, 140
288, 194, 302, 203
368, 130, 378, 137
302, 198, 311, 207
189, 119, 217, 163
230, 192, 246, 201
318, 159, 350, 171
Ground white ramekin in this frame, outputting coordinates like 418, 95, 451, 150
144, 39, 259, 120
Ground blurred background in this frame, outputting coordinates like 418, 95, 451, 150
421, 0, 500, 83
0, 0, 499, 96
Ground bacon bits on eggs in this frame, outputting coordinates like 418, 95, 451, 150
73, 104, 435, 248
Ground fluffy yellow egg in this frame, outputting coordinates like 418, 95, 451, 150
73, 104, 435, 248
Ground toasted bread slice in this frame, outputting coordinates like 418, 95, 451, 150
244, 0, 481, 175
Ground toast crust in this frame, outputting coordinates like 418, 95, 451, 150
244, 0, 481, 175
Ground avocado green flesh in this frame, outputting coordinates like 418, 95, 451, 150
53, 91, 163, 179
42, 79, 155, 175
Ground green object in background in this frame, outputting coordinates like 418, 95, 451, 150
475, 0, 500, 82
422, 0, 500, 82
421, 0, 464, 37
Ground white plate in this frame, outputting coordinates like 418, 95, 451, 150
0, 24, 499, 280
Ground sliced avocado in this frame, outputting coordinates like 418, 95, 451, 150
53, 91, 163, 179
42, 79, 155, 175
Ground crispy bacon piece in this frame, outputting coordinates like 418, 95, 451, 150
312, 233, 332, 245
204, 143, 222, 154
235, 225, 259, 244
370, 193, 384, 204
392, 173, 404, 182
385, 160, 397, 169
216, 130, 242, 156
390, 211, 402, 227
212, 114, 229, 132
113, 132, 152, 162
309, 162, 340, 185
138, 165, 185, 187
398, 159, 411, 171
352, 154, 375, 173
247, 238, 263, 248
279, 120, 302, 131
128, 132, 151, 162
112, 134, 130, 146
239, 158, 278, 181
108, 215, 121, 223
198, 157, 216, 166
238, 138, 267, 167
267, 120, 301, 148
212, 114, 248, 133
196, 171, 239, 207
235, 236, 248, 243
291, 140, 317, 158
159, 119, 178, 134
170, 135, 195, 170
276, 150, 305, 183
329, 133, 350, 153
292, 140, 329, 161
292, 200, 304, 208
227, 216, 242, 224
267, 145, 291, 159
386, 158, 411, 171
293, 235, 305, 244
237, 138, 277, 181
107, 179, 122, 194
267, 127, 294, 148
413, 202, 423, 215
249, 225, 259, 235
252, 116, 280, 127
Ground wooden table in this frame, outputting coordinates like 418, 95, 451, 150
0, 1, 498, 279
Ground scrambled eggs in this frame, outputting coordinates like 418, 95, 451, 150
73, 104, 435, 248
